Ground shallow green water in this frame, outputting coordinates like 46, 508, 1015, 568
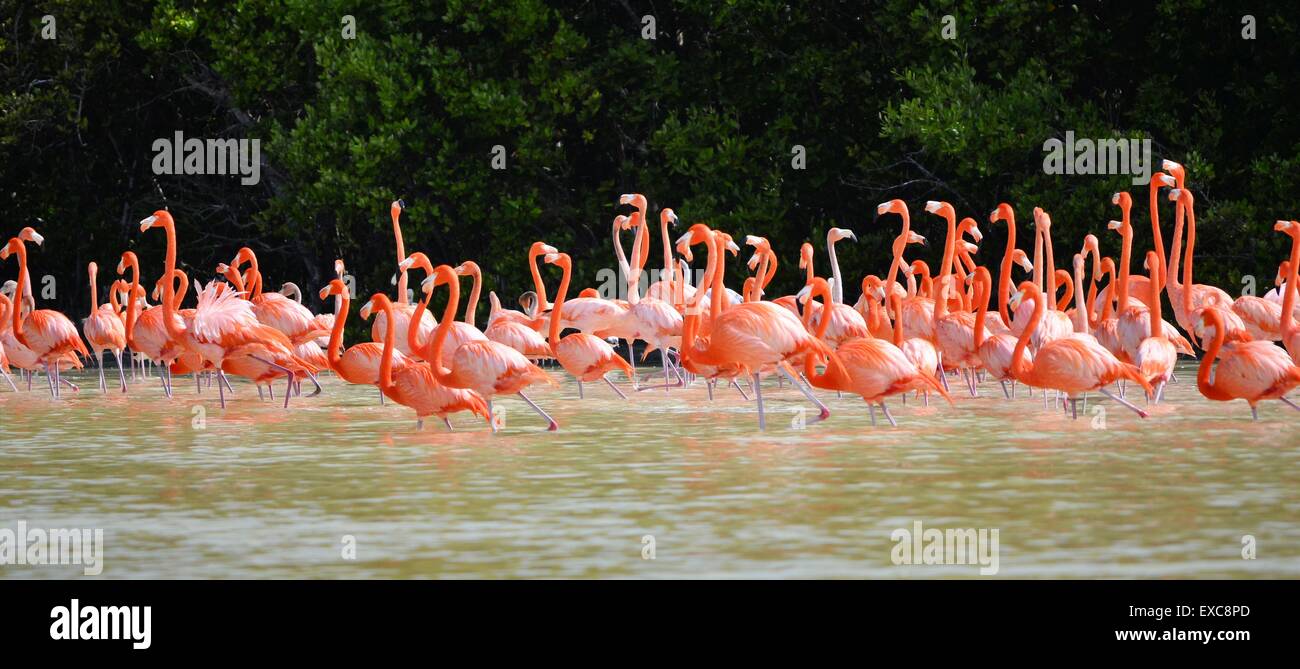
2, 360, 1298, 579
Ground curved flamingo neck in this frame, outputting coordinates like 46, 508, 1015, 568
802, 280, 848, 386
530, 247, 551, 311
377, 297, 397, 390
660, 215, 673, 279
997, 212, 1016, 325
428, 272, 459, 381
1196, 311, 1232, 401
88, 265, 99, 312
889, 292, 904, 347
1149, 179, 1167, 286
973, 269, 990, 349
408, 282, 434, 360
1011, 287, 1043, 380
11, 242, 28, 343
1168, 200, 1186, 293
548, 259, 571, 347
884, 209, 910, 294
123, 255, 141, 347
392, 209, 408, 305
327, 288, 348, 369
1072, 264, 1088, 334
1282, 235, 1300, 342
1117, 218, 1133, 310
827, 233, 845, 304
462, 264, 481, 328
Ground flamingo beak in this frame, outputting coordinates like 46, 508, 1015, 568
1168, 188, 1182, 200
1019, 259, 1034, 272
116, 261, 126, 274
744, 234, 762, 246
318, 286, 331, 300
843, 229, 858, 242
420, 274, 435, 292
795, 284, 812, 303
725, 240, 739, 253
28, 231, 44, 246
876, 201, 892, 216
1009, 289, 1026, 309
542, 244, 558, 254
968, 227, 983, 243
1111, 193, 1121, 205
1274, 220, 1293, 232
359, 299, 375, 319
618, 194, 633, 205
139, 215, 158, 231
1159, 174, 1176, 187
924, 201, 941, 213
398, 257, 415, 271
1162, 159, 1182, 172
543, 253, 561, 264
1107, 220, 1122, 231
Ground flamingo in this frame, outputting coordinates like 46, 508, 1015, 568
1133, 251, 1177, 403
397, 252, 489, 367
1195, 307, 1300, 420
1, 231, 88, 398
805, 227, 869, 347
360, 293, 490, 430
1275, 220, 1300, 363
421, 264, 558, 431
319, 278, 403, 398
1027, 208, 1074, 350
926, 201, 984, 394
670, 230, 832, 429
371, 200, 434, 355
0, 292, 20, 391
972, 266, 1027, 399
1170, 188, 1249, 346
619, 211, 685, 389
801, 277, 949, 426
542, 251, 636, 399
118, 251, 189, 397
141, 210, 318, 408
82, 261, 128, 393
1008, 281, 1151, 418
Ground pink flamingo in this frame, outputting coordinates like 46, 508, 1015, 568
82, 261, 128, 393
1008, 281, 1152, 419
371, 200, 434, 355
360, 293, 490, 430
1, 230, 88, 398
1276, 220, 1300, 363
422, 264, 558, 431
972, 266, 1027, 399
543, 251, 636, 399
319, 278, 403, 401
1196, 307, 1300, 420
1133, 251, 1177, 403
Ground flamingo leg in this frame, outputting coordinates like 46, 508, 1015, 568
879, 401, 898, 427
219, 371, 234, 394
730, 379, 749, 401
94, 351, 106, 393
303, 371, 323, 396
378, 386, 385, 405
867, 403, 877, 426
44, 362, 55, 398
196, 372, 202, 394
217, 370, 228, 409
114, 350, 127, 392
444, 417, 453, 431
1098, 387, 1149, 418
778, 364, 830, 423
1280, 397, 1300, 412
999, 380, 1010, 399
753, 373, 766, 430
602, 376, 628, 399
257, 385, 265, 401
487, 400, 498, 433
577, 380, 584, 399
1251, 405, 1259, 420
518, 391, 558, 431
0, 365, 15, 392
706, 379, 714, 400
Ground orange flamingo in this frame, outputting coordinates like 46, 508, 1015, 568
1, 231, 88, 398
0, 292, 19, 391
118, 251, 188, 397
371, 200, 434, 355
360, 293, 490, 430
1008, 281, 1152, 419
398, 252, 489, 368
1133, 251, 1177, 403
422, 264, 558, 431
542, 251, 636, 399
320, 278, 403, 401
802, 277, 949, 426
1275, 220, 1300, 363
972, 266, 1026, 399
1170, 188, 1249, 345
1196, 307, 1300, 420
82, 261, 128, 393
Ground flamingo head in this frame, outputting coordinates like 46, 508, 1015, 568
959, 218, 983, 242
877, 199, 907, 217
542, 252, 571, 269
117, 251, 137, 276
1276, 261, 1291, 286
18, 227, 43, 246
989, 202, 1014, 224
334, 259, 346, 277
619, 193, 647, 211
1161, 159, 1185, 184
529, 241, 558, 257
454, 260, 479, 277
139, 210, 171, 232
924, 201, 954, 219
1274, 220, 1300, 240
1168, 188, 1193, 206
1011, 249, 1033, 273
798, 242, 813, 269
1033, 207, 1052, 231
0, 237, 19, 260
1157, 173, 1176, 188
319, 279, 345, 301
358, 293, 390, 321
828, 227, 857, 244
661, 208, 678, 227
1111, 191, 1132, 210
1008, 281, 1041, 311
390, 199, 405, 220
398, 251, 433, 275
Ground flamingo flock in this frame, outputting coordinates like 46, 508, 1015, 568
3, 161, 1300, 431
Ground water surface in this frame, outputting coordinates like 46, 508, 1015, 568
2, 361, 1297, 578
